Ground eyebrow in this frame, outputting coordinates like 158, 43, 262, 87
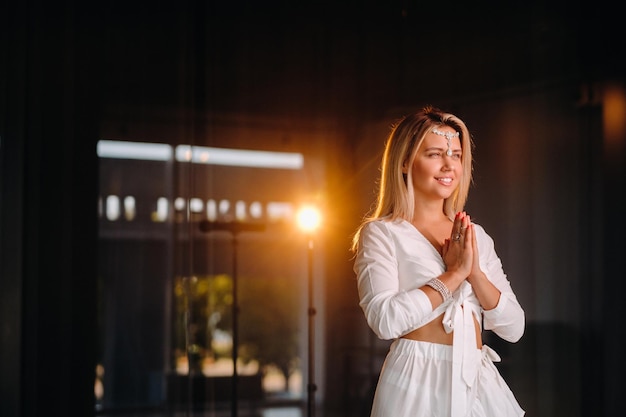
423, 146, 462, 152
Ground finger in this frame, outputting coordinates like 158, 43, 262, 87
460, 222, 468, 247
465, 216, 475, 246
468, 225, 481, 272
470, 224, 479, 255
451, 212, 464, 242
453, 212, 462, 229
462, 213, 470, 231
464, 223, 473, 248
454, 212, 471, 243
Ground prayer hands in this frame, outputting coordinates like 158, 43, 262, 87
442, 212, 479, 284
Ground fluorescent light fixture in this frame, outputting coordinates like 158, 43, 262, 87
98, 140, 303, 169
97, 140, 304, 170
97, 140, 173, 161
98, 140, 172, 161
175, 145, 303, 169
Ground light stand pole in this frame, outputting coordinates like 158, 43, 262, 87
306, 234, 316, 417
296, 206, 321, 417
198, 220, 265, 417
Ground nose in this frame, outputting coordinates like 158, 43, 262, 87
442, 155, 454, 169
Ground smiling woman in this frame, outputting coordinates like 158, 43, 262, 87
405, 125, 464, 204
351, 106, 525, 417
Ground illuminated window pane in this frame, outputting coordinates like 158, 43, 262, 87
218, 200, 230, 215
174, 197, 186, 211
124, 196, 136, 221
152, 197, 168, 222
249, 201, 263, 219
207, 199, 217, 221
267, 202, 293, 221
235, 201, 246, 221
106, 195, 120, 221
190, 198, 204, 213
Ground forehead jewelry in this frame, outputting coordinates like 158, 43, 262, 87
432, 128, 460, 156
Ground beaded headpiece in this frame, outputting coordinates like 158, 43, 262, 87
432, 128, 460, 156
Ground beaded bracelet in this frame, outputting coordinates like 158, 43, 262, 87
425, 278, 452, 302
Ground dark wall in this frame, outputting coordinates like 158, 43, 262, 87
1, 1, 101, 416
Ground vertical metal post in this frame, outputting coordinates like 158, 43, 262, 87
199, 220, 265, 417
307, 237, 316, 417
232, 233, 239, 417
197, 221, 265, 417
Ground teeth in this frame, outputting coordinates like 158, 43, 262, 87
437, 177, 452, 184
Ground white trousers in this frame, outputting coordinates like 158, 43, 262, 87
370, 338, 524, 417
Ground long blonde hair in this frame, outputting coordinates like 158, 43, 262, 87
351, 106, 474, 252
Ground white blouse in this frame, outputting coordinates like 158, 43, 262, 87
354, 217, 525, 413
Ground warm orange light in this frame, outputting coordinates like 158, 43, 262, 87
603, 83, 626, 154
296, 205, 322, 233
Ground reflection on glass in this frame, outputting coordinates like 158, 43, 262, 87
172, 274, 302, 396
207, 199, 217, 221
250, 201, 263, 219
189, 198, 204, 213
123, 196, 136, 221
174, 144, 304, 169
152, 197, 168, 222
98, 139, 311, 413
105, 195, 120, 221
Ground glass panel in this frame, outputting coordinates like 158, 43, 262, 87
97, 146, 175, 411
97, 141, 310, 415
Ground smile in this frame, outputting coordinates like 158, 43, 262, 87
435, 177, 453, 185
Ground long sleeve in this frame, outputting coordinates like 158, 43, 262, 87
354, 220, 439, 340
354, 219, 525, 417
475, 224, 525, 343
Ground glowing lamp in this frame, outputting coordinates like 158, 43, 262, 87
296, 206, 322, 233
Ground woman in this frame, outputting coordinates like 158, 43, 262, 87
352, 106, 525, 416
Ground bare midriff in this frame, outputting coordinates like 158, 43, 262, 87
401, 312, 483, 349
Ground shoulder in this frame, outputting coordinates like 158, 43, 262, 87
361, 217, 409, 236
356, 217, 410, 250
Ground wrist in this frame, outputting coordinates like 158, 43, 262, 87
440, 270, 465, 290
467, 270, 486, 285
425, 278, 452, 302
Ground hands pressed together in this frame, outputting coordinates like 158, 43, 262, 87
440, 211, 501, 310
442, 212, 483, 292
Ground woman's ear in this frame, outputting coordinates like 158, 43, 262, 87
402, 161, 409, 174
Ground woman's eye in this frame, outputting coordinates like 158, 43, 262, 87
428, 153, 441, 158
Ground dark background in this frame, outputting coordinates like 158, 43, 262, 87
2, 0, 625, 416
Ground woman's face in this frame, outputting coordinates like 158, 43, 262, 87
404, 126, 463, 202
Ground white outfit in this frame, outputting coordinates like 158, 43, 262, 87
354, 218, 525, 417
